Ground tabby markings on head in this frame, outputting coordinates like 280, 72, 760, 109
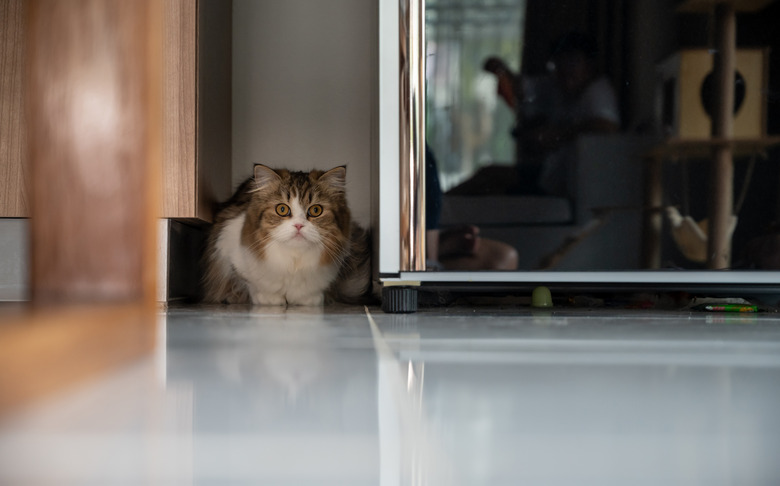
242, 164, 350, 266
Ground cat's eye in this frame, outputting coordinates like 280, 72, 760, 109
275, 204, 291, 217
307, 204, 323, 217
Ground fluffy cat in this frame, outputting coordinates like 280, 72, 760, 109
203, 164, 372, 305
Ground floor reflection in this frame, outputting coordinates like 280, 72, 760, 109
2, 306, 778, 485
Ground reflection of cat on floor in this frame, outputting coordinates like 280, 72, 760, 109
216, 345, 327, 405
203, 165, 373, 306
260, 347, 325, 404
212, 317, 332, 405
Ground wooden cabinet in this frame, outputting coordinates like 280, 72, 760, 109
163, 0, 232, 220
0, 0, 28, 217
0, 0, 232, 222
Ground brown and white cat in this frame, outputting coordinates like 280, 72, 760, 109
203, 164, 372, 305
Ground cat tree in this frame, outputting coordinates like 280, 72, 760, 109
644, 0, 779, 269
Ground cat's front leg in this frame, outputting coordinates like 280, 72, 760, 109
287, 292, 324, 306
251, 291, 287, 306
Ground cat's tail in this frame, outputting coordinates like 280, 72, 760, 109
328, 223, 379, 305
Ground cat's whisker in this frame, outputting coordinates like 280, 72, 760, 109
320, 237, 348, 266
246, 232, 275, 253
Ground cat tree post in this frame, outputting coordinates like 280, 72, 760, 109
707, 2, 736, 269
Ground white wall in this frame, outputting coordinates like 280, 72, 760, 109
233, 0, 375, 226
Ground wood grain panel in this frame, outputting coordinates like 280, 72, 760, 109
27, 0, 161, 303
0, 0, 29, 217
0, 0, 229, 221
162, 0, 197, 218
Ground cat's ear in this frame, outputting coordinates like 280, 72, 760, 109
318, 166, 347, 193
254, 164, 281, 188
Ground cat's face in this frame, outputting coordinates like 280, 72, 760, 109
242, 165, 351, 264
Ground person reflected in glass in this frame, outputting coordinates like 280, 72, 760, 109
449, 32, 620, 197
426, 145, 518, 271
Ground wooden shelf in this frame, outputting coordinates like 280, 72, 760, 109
677, 0, 777, 13
646, 136, 780, 158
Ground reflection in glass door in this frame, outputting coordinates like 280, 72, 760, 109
425, 0, 526, 191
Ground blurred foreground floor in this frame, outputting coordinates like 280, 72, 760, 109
1, 304, 779, 485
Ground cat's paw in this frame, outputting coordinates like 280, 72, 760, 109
252, 293, 287, 306
288, 294, 324, 306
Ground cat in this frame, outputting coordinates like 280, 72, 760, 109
203, 164, 373, 306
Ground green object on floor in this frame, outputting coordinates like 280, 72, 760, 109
532, 286, 553, 308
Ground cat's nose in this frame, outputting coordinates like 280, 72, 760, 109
294, 223, 303, 231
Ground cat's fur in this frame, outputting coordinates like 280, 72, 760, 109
203, 164, 373, 305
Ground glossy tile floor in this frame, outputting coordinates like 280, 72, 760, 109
2, 304, 780, 485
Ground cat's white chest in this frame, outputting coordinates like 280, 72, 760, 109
216, 212, 338, 305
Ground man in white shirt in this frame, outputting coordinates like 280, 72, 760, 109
453, 32, 620, 197
519, 32, 620, 195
